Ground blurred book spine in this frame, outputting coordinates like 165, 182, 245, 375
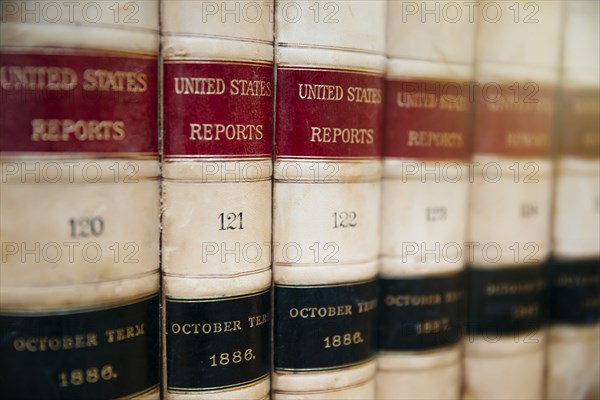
546, 1, 600, 399
464, 1, 562, 399
376, 1, 475, 399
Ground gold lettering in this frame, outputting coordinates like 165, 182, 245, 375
170, 321, 242, 334
407, 130, 464, 149
289, 306, 353, 318
174, 77, 225, 95
310, 126, 374, 144
486, 281, 544, 296
557, 274, 600, 287
230, 79, 271, 96
31, 119, 126, 142
416, 318, 450, 335
189, 123, 264, 141
505, 131, 550, 150
83, 69, 147, 92
513, 304, 539, 319
104, 324, 144, 343
299, 83, 344, 101
397, 92, 437, 109
385, 294, 443, 307
347, 86, 382, 104
487, 96, 552, 114
439, 95, 469, 111
248, 313, 269, 328
357, 299, 377, 313
13, 334, 98, 352
0, 65, 78, 90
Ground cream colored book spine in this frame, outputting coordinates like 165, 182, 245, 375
546, 1, 600, 399
464, 1, 562, 399
0, 1, 160, 398
377, 2, 475, 399
160, 1, 273, 399
272, 1, 386, 398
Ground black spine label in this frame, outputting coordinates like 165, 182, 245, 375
378, 271, 466, 351
274, 280, 378, 372
166, 290, 270, 392
468, 265, 545, 335
547, 258, 600, 325
0, 294, 160, 400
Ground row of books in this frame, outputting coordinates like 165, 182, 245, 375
1, 1, 598, 399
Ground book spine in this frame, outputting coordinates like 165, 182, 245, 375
546, 1, 600, 398
272, 1, 386, 398
0, 1, 160, 398
376, 61, 473, 400
160, 1, 273, 398
376, 3, 474, 399
464, 1, 562, 399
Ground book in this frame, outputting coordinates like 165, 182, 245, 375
0, 1, 160, 398
546, 1, 600, 399
463, 1, 562, 399
376, 2, 474, 399
160, 1, 273, 398
272, 1, 386, 398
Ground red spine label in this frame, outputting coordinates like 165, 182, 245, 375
163, 61, 273, 158
560, 88, 600, 159
0, 49, 157, 155
474, 83, 555, 157
276, 67, 384, 159
384, 79, 471, 160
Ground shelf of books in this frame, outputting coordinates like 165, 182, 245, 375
1, 1, 598, 399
